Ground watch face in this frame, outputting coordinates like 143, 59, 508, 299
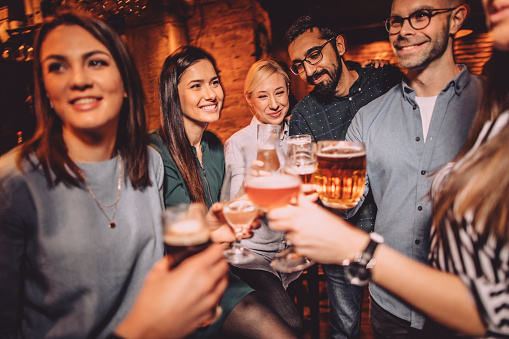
345, 262, 371, 286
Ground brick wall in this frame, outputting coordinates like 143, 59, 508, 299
187, 0, 271, 142
126, 0, 271, 142
125, 1, 492, 143
125, 16, 187, 131
345, 32, 494, 75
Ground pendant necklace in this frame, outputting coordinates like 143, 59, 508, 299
78, 153, 122, 229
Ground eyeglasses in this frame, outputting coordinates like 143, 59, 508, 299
385, 7, 457, 35
290, 37, 336, 75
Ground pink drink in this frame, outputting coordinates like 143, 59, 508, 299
245, 175, 300, 210
223, 200, 258, 237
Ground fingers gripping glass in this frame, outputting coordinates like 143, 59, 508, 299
385, 7, 457, 35
290, 36, 336, 75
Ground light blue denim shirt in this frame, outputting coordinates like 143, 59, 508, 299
346, 65, 483, 328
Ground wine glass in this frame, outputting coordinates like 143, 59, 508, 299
162, 203, 223, 325
243, 144, 313, 273
314, 140, 366, 209
220, 164, 258, 264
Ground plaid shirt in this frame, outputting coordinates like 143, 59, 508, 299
289, 61, 402, 232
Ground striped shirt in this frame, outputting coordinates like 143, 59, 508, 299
429, 112, 509, 337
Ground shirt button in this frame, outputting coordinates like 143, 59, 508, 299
349, 97, 352, 101
456, 85, 461, 90
413, 105, 417, 110
421, 170, 426, 175
417, 206, 423, 211
415, 239, 420, 245
415, 137, 421, 142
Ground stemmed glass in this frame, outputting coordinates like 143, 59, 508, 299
243, 136, 313, 273
220, 164, 258, 264
269, 135, 316, 273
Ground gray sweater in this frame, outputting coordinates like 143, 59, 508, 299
0, 147, 164, 338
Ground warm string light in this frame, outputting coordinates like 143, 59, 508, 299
57, 0, 148, 19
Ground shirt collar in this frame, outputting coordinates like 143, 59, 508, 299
401, 64, 472, 99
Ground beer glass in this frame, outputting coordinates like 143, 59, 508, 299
162, 203, 211, 267
286, 134, 317, 185
162, 203, 222, 325
315, 140, 366, 209
221, 165, 258, 264
256, 124, 284, 173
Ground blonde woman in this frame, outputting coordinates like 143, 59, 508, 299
224, 59, 303, 333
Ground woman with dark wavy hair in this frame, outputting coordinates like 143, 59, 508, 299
149, 46, 298, 338
0, 11, 229, 338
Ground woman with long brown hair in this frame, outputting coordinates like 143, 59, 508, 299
149, 46, 298, 338
0, 11, 228, 338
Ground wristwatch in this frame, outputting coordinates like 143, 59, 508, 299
343, 232, 384, 286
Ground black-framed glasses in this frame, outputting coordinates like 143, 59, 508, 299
290, 37, 336, 75
385, 7, 457, 35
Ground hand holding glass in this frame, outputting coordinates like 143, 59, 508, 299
244, 149, 313, 273
162, 203, 222, 325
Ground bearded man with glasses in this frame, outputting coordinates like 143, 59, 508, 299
344, 0, 484, 337
285, 14, 402, 339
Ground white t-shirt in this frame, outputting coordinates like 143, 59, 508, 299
415, 95, 438, 142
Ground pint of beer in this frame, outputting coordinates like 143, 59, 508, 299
315, 141, 366, 209
287, 135, 316, 184
162, 203, 211, 268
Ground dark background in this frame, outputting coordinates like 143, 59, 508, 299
258, 0, 487, 48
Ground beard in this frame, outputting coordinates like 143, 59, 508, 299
307, 50, 342, 98
394, 28, 450, 70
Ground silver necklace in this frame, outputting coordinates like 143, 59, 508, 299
79, 153, 122, 229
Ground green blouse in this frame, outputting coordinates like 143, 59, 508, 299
148, 129, 225, 210
148, 129, 252, 338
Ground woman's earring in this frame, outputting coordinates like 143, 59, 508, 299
50, 101, 54, 109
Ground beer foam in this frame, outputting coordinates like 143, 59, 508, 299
287, 139, 311, 146
164, 219, 209, 245
318, 145, 365, 158
246, 174, 300, 188
295, 164, 316, 174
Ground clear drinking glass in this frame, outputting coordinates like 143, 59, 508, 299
255, 124, 285, 173
162, 203, 223, 326
220, 164, 258, 264
314, 140, 366, 209
243, 140, 313, 273
286, 134, 317, 186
